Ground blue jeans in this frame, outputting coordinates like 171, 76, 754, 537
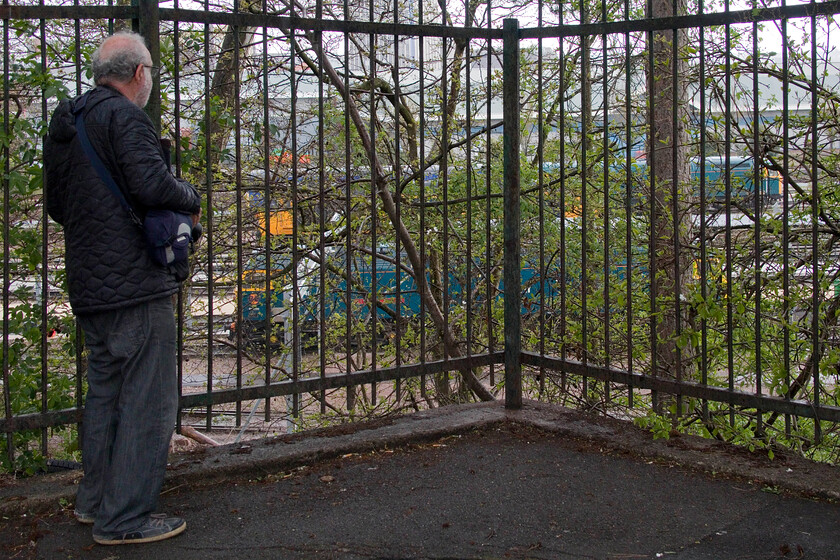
74, 297, 178, 535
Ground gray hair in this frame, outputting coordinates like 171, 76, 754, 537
91, 31, 148, 85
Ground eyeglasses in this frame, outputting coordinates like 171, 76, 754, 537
142, 64, 159, 78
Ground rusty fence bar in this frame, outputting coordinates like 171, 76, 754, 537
503, 17, 521, 410
3, 0, 840, 470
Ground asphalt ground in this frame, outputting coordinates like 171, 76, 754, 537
2, 401, 840, 560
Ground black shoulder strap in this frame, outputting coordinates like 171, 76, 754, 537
72, 93, 143, 228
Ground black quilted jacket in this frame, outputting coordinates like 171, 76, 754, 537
45, 86, 201, 315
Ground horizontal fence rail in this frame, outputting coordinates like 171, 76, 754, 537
4, 0, 840, 471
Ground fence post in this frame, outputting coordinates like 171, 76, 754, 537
2, 8, 14, 467
503, 18, 521, 410
136, 0, 161, 134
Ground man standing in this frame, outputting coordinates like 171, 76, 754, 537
44, 31, 201, 545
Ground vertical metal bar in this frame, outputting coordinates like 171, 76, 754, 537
172, 0, 181, 177
344, 0, 353, 412
624, 0, 634, 408
132, 1, 139, 40
559, 2, 567, 392
671, 0, 682, 418
2, 1, 12, 468
73, 0, 84, 441
782, 5, 792, 437
261, 12, 272, 423
138, 0, 160, 134
370, 0, 378, 402
699, 0, 709, 424
318, 0, 327, 415
441, 2, 450, 381
503, 18, 521, 410
581, 0, 590, 396
394, 0, 402, 401
724, 1, 734, 427
485, 0, 493, 387
173, 0, 183, 434
810, 8, 821, 443
39, 4, 49, 458
233, 0, 243, 428
537, 0, 545, 397
203, 0, 214, 431
419, 0, 427, 398
37, 15, 48, 454
646, 0, 658, 409
602, 0, 610, 407
290, 12, 300, 421
465, 2, 473, 365
368, 0, 377, 400
752, 10, 762, 434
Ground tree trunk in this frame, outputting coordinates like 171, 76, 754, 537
299, 30, 495, 402
647, 0, 694, 415
207, 24, 257, 166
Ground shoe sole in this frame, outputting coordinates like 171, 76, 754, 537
73, 511, 95, 525
93, 521, 186, 545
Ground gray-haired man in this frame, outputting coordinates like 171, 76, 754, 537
45, 31, 200, 545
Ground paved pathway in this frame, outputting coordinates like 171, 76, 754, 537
2, 402, 839, 559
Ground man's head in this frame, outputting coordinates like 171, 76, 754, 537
91, 31, 154, 108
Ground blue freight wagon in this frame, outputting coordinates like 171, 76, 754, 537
229, 247, 424, 345
231, 247, 551, 346
625, 156, 781, 201
692, 156, 781, 201
231, 157, 775, 345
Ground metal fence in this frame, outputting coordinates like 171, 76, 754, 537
4, 0, 840, 470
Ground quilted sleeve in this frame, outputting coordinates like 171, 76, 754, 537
109, 106, 201, 215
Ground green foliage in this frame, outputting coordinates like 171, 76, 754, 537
0, 25, 81, 474
633, 411, 674, 440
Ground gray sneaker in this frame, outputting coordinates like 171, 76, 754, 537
93, 514, 186, 545
73, 510, 96, 525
